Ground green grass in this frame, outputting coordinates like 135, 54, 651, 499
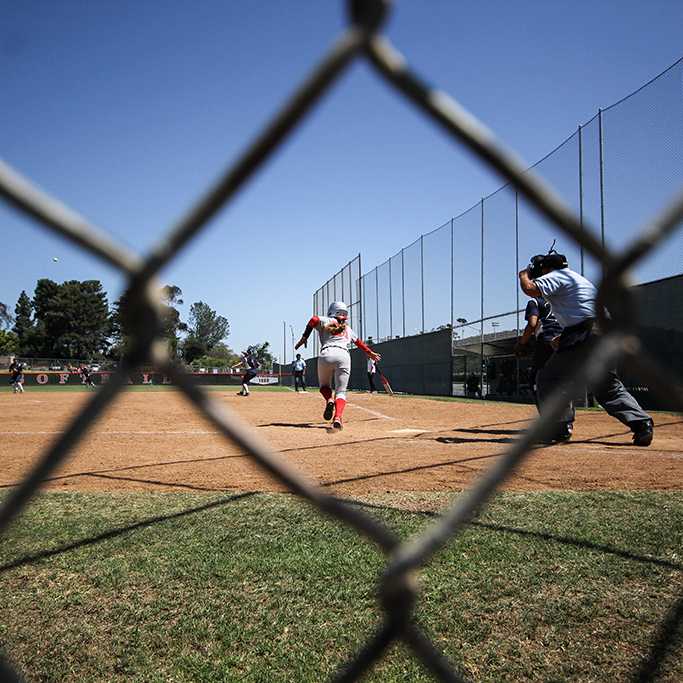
0, 491, 681, 682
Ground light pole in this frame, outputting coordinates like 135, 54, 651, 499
283, 321, 286, 368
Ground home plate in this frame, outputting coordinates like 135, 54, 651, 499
389, 428, 427, 434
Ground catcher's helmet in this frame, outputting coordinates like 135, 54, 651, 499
327, 301, 349, 320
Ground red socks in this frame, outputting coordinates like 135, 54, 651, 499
320, 386, 333, 401
334, 398, 346, 419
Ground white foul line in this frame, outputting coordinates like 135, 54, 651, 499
0, 430, 219, 436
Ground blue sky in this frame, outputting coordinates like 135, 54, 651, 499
2, 0, 683, 362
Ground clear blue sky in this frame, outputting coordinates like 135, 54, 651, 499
2, 0, 683, 362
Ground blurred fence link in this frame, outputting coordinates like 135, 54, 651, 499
2, 1, 682, 680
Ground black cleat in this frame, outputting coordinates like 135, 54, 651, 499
631, 419, 654, 447
323, 401, 335, 421
538, 424, 573, 445
332, 417, 343, 430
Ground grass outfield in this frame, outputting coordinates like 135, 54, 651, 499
0, 492, 680, 681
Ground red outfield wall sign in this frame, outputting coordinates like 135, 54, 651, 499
13, 372, 281, 386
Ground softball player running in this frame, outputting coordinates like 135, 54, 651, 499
295, 301, 380, 430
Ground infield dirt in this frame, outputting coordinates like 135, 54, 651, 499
1, 389, 681, 495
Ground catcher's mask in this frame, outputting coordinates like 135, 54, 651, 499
327, 301, 349, 321
527, 241, 568, 279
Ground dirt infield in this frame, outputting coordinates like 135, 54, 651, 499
1, 388, 682, 495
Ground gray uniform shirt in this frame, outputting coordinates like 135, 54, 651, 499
534, 267, 597, 328
315, 316, 358, 352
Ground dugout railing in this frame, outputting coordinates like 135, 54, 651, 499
1, 1, 682, 681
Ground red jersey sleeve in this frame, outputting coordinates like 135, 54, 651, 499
302, 316, 320, 339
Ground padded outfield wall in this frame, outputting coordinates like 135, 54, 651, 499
2, 372, 281, 387
304, 328, 453, 397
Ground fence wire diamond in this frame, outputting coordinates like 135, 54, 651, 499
1, 1, 682, 680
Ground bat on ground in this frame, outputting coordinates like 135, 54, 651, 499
376, 365, 394, 396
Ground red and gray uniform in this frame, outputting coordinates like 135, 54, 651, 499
303, 316, 372, 400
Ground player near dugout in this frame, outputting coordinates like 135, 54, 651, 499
295, 301, 380, 430
518, 248, 654, 446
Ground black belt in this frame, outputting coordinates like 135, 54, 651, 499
558, 318, 595, 350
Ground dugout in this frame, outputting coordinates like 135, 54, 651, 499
618, 273, 683, 410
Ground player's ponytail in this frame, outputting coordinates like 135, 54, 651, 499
325, 320, 346, 335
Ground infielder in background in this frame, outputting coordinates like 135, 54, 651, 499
519, 249, 653, 446
295, 301, 381, 430
9, 357, 25, 394
78, 364, 96, 389
367, 356, 377, 393
235, 346, 260, 396
515, 296, 563, 408
292, 353, 306, 392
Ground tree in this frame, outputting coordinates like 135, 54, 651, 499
193, 343, 241, 370
249, 341, 274, 371
108, 292, 131, 359
13, 291, 33, 344
28, 279, 59, 356
182, 337, 207, 364
0, 330, 18, 355
187, 301, 229, 352
160, 285, 187, 358
0, 302, 12, 330
25, 279, 110, 359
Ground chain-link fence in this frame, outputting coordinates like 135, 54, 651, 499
1, 1, 682, 680
357, 56, 683, 348
312, 253, 362, 356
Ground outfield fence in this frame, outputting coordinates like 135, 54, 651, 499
1, 1, 682, 681
357, 56, 683, 348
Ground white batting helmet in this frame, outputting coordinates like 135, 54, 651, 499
327, 301, 349, 320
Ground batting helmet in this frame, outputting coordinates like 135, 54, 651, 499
327, 301, 349, 320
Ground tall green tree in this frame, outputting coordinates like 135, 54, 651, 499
160, 285, 187, 358
28, 279, 60, 356
13, 290, 35, 355
28, 279, 110, 358
187, 301, 230, 352
108, 291, 131, 359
